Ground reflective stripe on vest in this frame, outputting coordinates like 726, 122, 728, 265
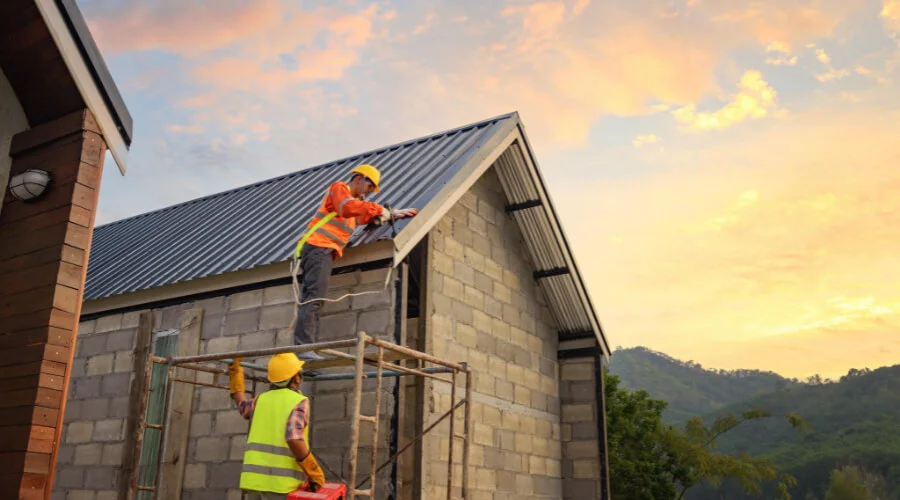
239, 389, 309, 494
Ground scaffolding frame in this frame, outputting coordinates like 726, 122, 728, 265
127, 330, 472, 500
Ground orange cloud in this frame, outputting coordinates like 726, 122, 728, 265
672, 70, 780, 131
883, 0, 900, 30
559, 105, 900, 378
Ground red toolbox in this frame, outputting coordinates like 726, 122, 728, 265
287, 482, 347, 499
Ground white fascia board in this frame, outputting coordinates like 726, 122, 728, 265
392, 117, 521, 266
33, 0, 129, 175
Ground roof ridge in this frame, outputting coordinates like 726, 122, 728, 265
95, 112, 519, 231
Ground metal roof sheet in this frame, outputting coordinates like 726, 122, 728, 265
84, 113, 515, 301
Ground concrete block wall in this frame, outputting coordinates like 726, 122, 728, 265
53, 267, 398, 499
559, 357, 603, 499
52, 312, 140, 500
422, 167, 564, 499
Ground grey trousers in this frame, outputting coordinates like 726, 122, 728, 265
292, 244, 334, 345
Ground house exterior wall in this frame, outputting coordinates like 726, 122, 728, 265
559, 356, 606, 499
420, 167, 568, 499
0, 66, 29, 212
52, 266, 398, 499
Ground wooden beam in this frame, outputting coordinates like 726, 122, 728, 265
119, 312, 153, 500
158, 308, 202, 500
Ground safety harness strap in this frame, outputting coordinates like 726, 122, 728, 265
295, 212, 336, 259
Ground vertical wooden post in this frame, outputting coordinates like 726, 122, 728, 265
120, 312, 153, 500
158, 308, 203, 499
0, 109, 106, 500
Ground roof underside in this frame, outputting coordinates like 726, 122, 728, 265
85, 114, 514, 301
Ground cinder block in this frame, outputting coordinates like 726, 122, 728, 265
572, 422, 597, 440
77, 336, 106, 358
262, 284, 294, 305
468, 212, 487, 236
476, 332, 496, 354
473, 272, 493, 296
190, 412, 212, 436
514, 385, 530, 406
239, 330, 275, 351
562, 403, 594, 423
229, 290, 263, 311
101, 373, 131, 397
495, 379, 514, 402
65, 491, 94, 500
229, 434, 247, 460
514, 347, 531, 368
66, 422, 93, 443
565, 440, 599, 459
463, 285, 484, 309
96, 491, 118, 500
451, 299, 474, 326
93, 419, 123, 442
443, 236, 464, 260
201, 314, 224, 339
496, 340, 515, 363
312, 393, 346, 419
319, 311, 358, 340
206, 335, 239, 354
433, 252, 455, 277
464, 246, 485, 272
475, 372, 494, 395
360, 268, 390, 285
473, 422, 494, 446
488, 356, 507, 379
472, 310, 492, 334
560, 362, 593, 381
260, 304, 294, 330
85, 466, 116, 489
215, 410, 249, 435
223, 309, 260, 337
515, 473, 533, 495
208, 461, 243, 488
455, 323, 477, 348
502, 304, 519, 327
530, 454, 547, 476
109, 396, 130, 418
81, 398, 110, 420
86, 354, 114, 376
183, 463, 206, 489
198, 388, 232, 411
196, 437, 230, 461
359, 308, 391, 335
113, 350, 133, 373
563, 479, 598, 499
442, 276, 464, 301
74, 443, 102, 465
96, 314, 123, 333
101, 443, 123, 466
106, 330, 135, 352
453, 261, 475, 286
78, 320, 96, 335
57, 443, 75, 465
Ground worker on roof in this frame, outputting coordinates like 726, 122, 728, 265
292, 164, 418, 361
229, 353, 325, 497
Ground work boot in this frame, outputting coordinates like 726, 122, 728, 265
297, 350, 325, 361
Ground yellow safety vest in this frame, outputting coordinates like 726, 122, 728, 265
240, 388, 310, 493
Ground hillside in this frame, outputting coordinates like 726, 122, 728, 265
608, 346, 900, 499
607, 346, 799, 423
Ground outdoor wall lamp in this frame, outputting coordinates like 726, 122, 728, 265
8, 168, 52, 202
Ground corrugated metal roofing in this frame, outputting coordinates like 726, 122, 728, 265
85, 113, 516, 301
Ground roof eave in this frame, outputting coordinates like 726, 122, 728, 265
35, 0, 132, 175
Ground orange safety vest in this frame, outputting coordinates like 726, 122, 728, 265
297, 183, 363, 259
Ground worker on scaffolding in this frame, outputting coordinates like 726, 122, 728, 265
229, 353, 325, 497
292, 164, 418, 361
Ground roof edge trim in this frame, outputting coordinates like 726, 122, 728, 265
35, 0, 131, 174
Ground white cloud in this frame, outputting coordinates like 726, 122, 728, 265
672, 70, 780, 131
633, 134, 661, 148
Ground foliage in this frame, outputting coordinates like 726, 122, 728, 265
824, 466, 889, 500
608, 347, 800, 424
605, 370, 803, 499
608, 347, 900, 499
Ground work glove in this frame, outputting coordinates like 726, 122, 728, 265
391, 208, 418, 219
298, 452, 325, 491
228, 357, 245, 394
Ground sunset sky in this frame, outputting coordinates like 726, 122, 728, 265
79, 0, 900, 379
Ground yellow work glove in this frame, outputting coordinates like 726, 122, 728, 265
228, 357, 245, 394
298, 452, 325, 491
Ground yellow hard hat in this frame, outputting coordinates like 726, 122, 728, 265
267, 353, 305, 383
351, 164, 381, 192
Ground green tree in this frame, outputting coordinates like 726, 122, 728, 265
605, 370, 805, 499
824, 466, 889, 500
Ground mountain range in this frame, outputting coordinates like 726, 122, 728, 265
607, 346, 900, 499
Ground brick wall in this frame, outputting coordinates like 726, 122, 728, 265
53, 266, 399, 499
559, 357, 604, 499
421, 167, 564, 499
